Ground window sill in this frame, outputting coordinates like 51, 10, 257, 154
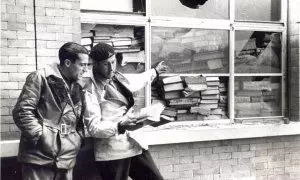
1, 121, 300, 157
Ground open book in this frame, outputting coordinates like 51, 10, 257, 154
134, 102, 166, 126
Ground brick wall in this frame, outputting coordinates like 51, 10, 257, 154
150, 135, 300, 180
288, 0, 300, 121
0, 0, 81, 140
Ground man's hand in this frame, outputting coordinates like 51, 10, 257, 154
155, 61, 168, 74
118, 108, 144, 133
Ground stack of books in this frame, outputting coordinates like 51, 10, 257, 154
152, 75, 229, 121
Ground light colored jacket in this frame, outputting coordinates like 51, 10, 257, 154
83, 70, 156, 161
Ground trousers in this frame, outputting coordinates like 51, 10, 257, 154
96, 150, 164, 180
22, 163, 73, 180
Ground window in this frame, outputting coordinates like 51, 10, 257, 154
80, 0, 286, 123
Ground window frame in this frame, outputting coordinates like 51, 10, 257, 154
80, 0, 287, 124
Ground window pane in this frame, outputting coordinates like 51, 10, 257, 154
81, 23, 145, 73
235, 31, 281, 73
235, 76, 281, 118
151, 0, 229, 19
235, 0, 281, 21
80, 0, 145, 15
151, 27, 229, 74
151, 76, 228, 121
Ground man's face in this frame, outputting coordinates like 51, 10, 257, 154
94, 55, 116, 80
68, 53, 90, 81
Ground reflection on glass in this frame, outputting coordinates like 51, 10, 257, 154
235, 31, 281, 73
80, 0, 145, 14
235, 76, 281, 118
235, 0, 281, 21
151, 0, 229, 19
151, 27, 229, 74
81, 24, 145, 73
151, 76, 229, 121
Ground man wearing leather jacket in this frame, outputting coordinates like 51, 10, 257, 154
12, 42, 90, 180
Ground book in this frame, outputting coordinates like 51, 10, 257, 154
163, 91, 182, 100
190, 106, 210, 115
182, 90, 201, 98
161, 107, 177, 117
186, 84, 208, 91
202, 89, 220, 95
120, 51, 145, 65
199, 103, 218, 109
162, 76, 182, 84
81, 31, 94, 38
201, 94, 220, 100
163, 83, 184, 92
168, 98, 201, 106
184, 76, 206, 84
206, 77, 219, 82
201, 99, 219, 104
206, 81, 220, 86
134, 102, 165, 125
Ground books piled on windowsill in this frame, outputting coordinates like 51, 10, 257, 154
152, 75, 229, 121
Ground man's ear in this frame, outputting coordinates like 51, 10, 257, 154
64, 59, 71, 67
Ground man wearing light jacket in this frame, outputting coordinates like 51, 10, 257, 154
83, 43, 167, 180
13, 42, 90, 180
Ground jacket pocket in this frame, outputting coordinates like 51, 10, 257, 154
38, 125, 59, 157
59, 132, 82, 158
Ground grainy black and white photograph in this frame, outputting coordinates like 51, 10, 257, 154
1, 0, 300, 179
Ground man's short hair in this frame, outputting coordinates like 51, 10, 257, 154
58, 42, 89, 65
89, 43, 115, 62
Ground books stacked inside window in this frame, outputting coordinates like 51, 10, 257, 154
152, 75, 228, 121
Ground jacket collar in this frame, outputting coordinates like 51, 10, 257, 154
44, 63, 64, 79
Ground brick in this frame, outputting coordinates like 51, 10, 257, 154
46, 8, 64, 17
2, 38, 8, 47
1, 124, 10, 133
238, 158, 251, 165
255, 162, 268, 170
219, 165, 233, 174
36, 16, 56, 24
18, 65, 36, 72
36, 41, 47, 48
179, 156, 193, 164
267, 148, 284, 156
64, 25, 80, 33
17, 31, 35, 39
256, 169, 274, 176
36, 24, 47, 32
173, 163, 200, 172
26, 23, 34, 32
7, 22, 25, 31
194, 154, 219, 162
26, 40, 35, 48
1, 107, 10, 115
8, 39, 30, 48
155, 157, 180, 166
1, 90, 9, 99
72, 33, 81, 43
158, 165, 173, 173
36, 7, 46, 15
213, 146, 238, 153
9, 56, 27, 64
46, 25, 64, 33
2, 22, 8, 29
250, 143, 272, 150
63, 10, 79, 18
2, 0, 15, 5
194, 166, 219, 176
37, 48, 57, 56
0, 65, 18, 72
17, 14, 34, 23
46, 41, 64, 49
272, 142, 284, 149
36, 32, 56, 40
158, 150, 173, 158
0, 82, 19, 90
1, 56, 9, 64
232, 151, 255, 159
2, 30, 17, 39
71, 2, 80, 10
9, 90, 22, 98
251, 156, 269, 163
18, 48, 35, 56
6, 5, 24, 14
219, 153, 231, 160
0, 73, 9, 81
16, 0, 33, 6
1, 12, 17, 22
54, 1, 72, 9
199, 147, 213, 155
1, 98, 17, 106
161, 171, 180, 179
9, 73, 28, 81
25, 7, 33, 15
54, 17, 72, 25
26, 57, 36, 64
173, 149, 199, 156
